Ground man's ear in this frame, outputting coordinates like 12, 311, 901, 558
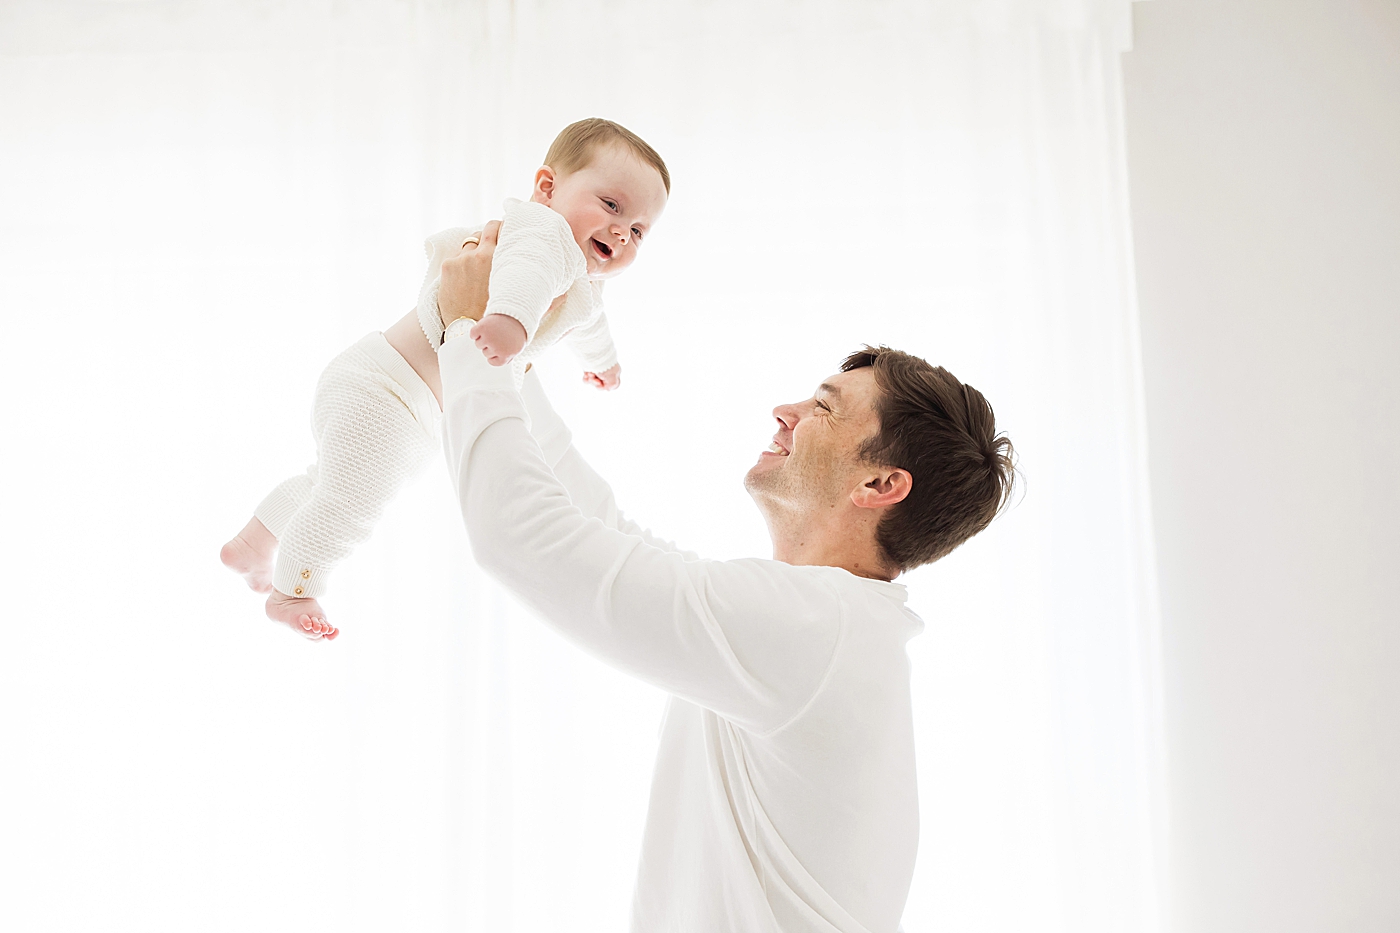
851, 468, 912, 510
532, 165, 556, 205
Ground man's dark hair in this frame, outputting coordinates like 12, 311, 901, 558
843, 346, 1016, 572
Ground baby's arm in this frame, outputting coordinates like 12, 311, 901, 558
564, 308, 622, 391
474, 201, 585, 364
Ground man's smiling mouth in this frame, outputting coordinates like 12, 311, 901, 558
591, 238, 613, 260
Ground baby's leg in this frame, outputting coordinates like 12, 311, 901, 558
220, 473, 314, 593
262, 344, 437, 637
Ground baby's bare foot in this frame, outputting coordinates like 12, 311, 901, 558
470, 313, 528, 366
265, 590, 338, 641
220, 516, 277, 594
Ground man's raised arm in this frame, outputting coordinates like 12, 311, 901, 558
438, 336, 842, 734
517, 370, 695, 559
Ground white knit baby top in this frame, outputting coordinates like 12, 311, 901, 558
416, 199, 618, 378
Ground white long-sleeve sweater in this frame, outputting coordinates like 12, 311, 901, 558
443, 339, 925, 933
417, 198, 617, 376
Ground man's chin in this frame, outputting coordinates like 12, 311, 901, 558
742, 464, 764, 496
743, 460, 782, 496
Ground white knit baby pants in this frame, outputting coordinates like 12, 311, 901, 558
254, 332, 440, 599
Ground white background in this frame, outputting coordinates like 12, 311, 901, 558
1124, 2, 1400, 931
1, 2, 1162, 931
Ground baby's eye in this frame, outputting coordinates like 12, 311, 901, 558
631, 227, 644, 241
602, 198, 618, 211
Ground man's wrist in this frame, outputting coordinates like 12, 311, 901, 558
443, 316, 475, 343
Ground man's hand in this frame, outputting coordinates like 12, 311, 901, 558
438, 219, 501, 328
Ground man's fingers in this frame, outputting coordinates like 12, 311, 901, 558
453, 220, 497, 257
438, 222, 495, 324
450, 219, 498, 262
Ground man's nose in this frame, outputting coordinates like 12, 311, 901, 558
772, 404, 799, 431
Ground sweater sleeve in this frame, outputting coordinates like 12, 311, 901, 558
442, 338, 841, 733
562, 293, 619, 373
519, 369, 694, 558
484, 200, 586, 343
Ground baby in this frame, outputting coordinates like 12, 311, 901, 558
220, 118, 670, 640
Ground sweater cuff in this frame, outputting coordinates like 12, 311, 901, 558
479, 302, 538, 344
271, 555, 333, 600
579, 347, 619, 374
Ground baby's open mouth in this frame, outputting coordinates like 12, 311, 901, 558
591, 238, 613, 260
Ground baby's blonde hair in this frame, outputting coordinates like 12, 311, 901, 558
544, 118, 670, 195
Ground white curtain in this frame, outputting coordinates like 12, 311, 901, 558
0, 2, 1164, 931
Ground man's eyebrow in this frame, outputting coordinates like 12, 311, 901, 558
817, 383, 842, 399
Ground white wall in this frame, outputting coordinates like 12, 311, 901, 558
1122, 3, 1400, 931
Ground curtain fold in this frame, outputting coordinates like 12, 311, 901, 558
0, 2, 1161, 930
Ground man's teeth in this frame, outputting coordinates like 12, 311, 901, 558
768, 442, 788, 455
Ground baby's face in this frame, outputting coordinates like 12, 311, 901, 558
533, 144, 668, 280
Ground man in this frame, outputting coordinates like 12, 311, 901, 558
435, 222, 1015, 932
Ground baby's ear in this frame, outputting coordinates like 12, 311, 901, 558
532, 165, 556, 204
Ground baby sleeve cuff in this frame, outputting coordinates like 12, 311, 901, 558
579, 347, 619, 374
271, 558, 333, 601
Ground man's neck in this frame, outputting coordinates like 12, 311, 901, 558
768, 512, 896, 582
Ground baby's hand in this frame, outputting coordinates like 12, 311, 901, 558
583, 364, 622, 391
470, 314, 527, 366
